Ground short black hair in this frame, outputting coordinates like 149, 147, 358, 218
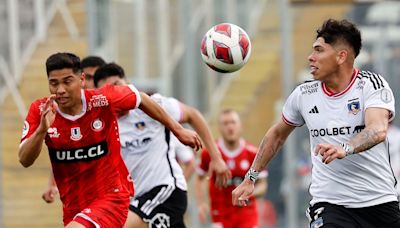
93, 63, 125, 87
81, 56, 106, 69
316, 19, 362, 58
46, 52, 81, 76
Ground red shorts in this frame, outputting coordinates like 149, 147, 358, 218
63, 189, 130, 228
211, 206, 259, 228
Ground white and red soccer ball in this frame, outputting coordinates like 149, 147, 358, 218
201, 23, 252, 73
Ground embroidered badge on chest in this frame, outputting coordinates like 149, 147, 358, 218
70, 127, 83, 141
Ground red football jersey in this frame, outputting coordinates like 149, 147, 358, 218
199, 139, 266, 220
21, 84, 140, 215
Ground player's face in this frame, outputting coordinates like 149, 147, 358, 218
48, 68, 84, 110
218, 112, 242, 143
96, 76, 126, 88
83, 66, 99, 89
308, 37, 340, 81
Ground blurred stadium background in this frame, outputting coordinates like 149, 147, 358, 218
0, 0, 400, 227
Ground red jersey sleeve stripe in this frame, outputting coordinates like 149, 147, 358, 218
128, 84, 142, 108
282, 115, 302, 127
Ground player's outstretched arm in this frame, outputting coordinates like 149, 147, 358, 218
179, 104, 231, 187
316, 107, 390, 164
19, 96, 57, 167
232, 119, 295, 207
138, 92, 202, 150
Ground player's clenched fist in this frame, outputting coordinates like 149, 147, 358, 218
175, 128, 202, 151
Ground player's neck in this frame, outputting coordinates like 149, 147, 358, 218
223, 139, 241, 151
323, 67, 354, 94
59, 98, 83, 116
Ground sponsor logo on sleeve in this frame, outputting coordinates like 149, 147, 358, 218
48, 140, 108, 162
381, 88, 392, 103
88, 94, 109, 109
300, 82, 319, 95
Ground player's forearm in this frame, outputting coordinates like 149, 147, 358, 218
19, 128, 47, 167
252, 125, 287, 171
347, 125, 387, 154
186, 108, 221, 160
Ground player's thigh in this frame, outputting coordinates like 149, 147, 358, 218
124, 210, 148, 228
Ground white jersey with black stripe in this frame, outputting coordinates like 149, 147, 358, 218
283, 69, 397, 208
117, 93, 187, 198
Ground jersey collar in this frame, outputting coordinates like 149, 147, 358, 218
322, 68, 359, 98
218, 138, 245, 158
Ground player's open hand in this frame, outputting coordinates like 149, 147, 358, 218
314, 143, 346, 164
209, 158, 232, 188
39, 95, 57, 133
232, 178, 254, 207
175, 128, 202, 151
42, 185, 58, 203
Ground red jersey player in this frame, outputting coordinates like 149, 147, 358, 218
18, 53, 202, 228
196, 109, 267, 228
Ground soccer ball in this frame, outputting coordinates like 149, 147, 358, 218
200, 23, 252, 73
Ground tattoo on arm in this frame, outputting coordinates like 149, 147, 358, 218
253, 136, 280, 171
349, 128, 383, 153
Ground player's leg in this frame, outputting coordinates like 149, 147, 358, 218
123, 210, 148, 228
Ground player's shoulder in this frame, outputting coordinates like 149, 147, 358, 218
292, 79, 321, 96
28, 97, 49, 113
356, 69, 387, 90
150, 93, 165, 104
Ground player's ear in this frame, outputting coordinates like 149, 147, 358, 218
80, 72, 85, 88
336, 49, 348, 65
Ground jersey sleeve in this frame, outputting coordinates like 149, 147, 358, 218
20, 100, 43, 146
282, 86, 305, 126
363, 74, 395, 121
151, 93, 182, 122
101, 84, 142, 113
197, 149, 211, 176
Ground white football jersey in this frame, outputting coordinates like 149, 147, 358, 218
387, 125, 400, 196
283, 69, 397, 208
118, 93, 187, 198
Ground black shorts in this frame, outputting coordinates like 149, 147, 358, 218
307, 201, 400, 228
129, 185, 187, 228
